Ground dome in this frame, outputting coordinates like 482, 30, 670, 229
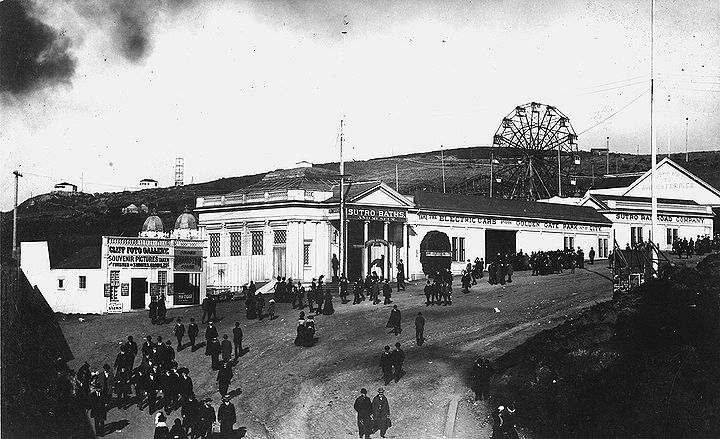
174, 208, 197, 230
142, 213, 164, 233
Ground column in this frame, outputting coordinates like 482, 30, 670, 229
403, 222, 409, 280
383, 221, 389, 279
362, 221, 369, 276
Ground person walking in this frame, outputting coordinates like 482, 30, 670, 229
198, 399, 216, 438
174, 318, 186, 351
89, 387, 107, 436
169, 418, 187, 439
322, 288, 334, 315
424, 280, 432, 306
382, 279, 393, 304
589, 247, 596, 265
217, 361, 233, 396
331, 253, 340, 280
220, 335, 232, 363
396, 259, 406, 291
268, 298, 276, 319
380, 346, 393, 385
157, 295, 167, 324
256, 293, 265, 320
391, 343, 405, 383
386, 305, 402, 335
188, 318, 199, 351
414, 312, 425, 346
154, 412, 170, 439
201, 294, 211, 324
208, 337, 222, 371
205, 322, 218, 354
217, 396, 237, 438
372, 388, 391, 438
353, 388, 373, 439
339, 274, 349, 304
208, 295, 218, 323
504, 403, 519, 439
232, 322, 243, 358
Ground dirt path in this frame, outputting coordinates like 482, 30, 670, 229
59, 265, 612, 439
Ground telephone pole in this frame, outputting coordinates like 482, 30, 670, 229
440, 145, 446, 193
606, 136, 610, 175
13, 170, 23, 260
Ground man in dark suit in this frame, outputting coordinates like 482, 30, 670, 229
353, 388, 373, 439
232, 322, 243, 358
380, 346, 393, 385
372, 388, 391, 438
188, 318, 199, 350
218, 395, 237, 438
174, 318, 186, 350
220, 334, 232, 363
205, 322, 219, 355
415, 312, 425, 345
391, 342, 405, 383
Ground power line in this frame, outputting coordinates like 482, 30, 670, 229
577, 88, 650, 136
580, 79, 649, 95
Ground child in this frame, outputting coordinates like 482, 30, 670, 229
268, 298, 276, 320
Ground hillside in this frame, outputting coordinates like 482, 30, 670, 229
3, 147, 720, 264
490, 255, 720, 438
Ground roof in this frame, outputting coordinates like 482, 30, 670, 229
589, 176, 639, 190
413, 191, 612, 225
591, 194, 700, 206
54, 246, 101, 269
54, 182, 76, 187
227, 166, 339, 194
325, 181, 383, 203
140, 178, 158, 182
623, 157, 720, 199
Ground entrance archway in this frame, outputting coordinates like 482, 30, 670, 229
365, 238, 390, 279
419, 231, 451, 277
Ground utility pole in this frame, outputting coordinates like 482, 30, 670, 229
606, 136, 610, 175
650, 0, 658, 275
339, 119, 346, 278
440, 145, 446, 193
13, 170, 23, 260
685, 117, 689, 162
395, 163, 399, 191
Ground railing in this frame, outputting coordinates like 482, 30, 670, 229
199, 189, 323, 207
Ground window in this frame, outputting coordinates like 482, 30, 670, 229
273, 229, 287, 245
451, 237, 465, 262
58, 278, 65, 289
158, 271, 167, 286
251, 231, 264, 255
564, 236, 575, 250
631, 227, 643, 246
303, 242, 311, 265
666, 228, 678, 245
598, 238, 608, 258
209, 233, 220, 257
79, 276, 87, 289
230, 232, 242, 256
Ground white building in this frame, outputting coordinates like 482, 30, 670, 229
195, 165, 612, 288
21, 210, 206, 314
54, 182, 77, 192
139, 178, 159, 188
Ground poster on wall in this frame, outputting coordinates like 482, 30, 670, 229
108, 302, 123, 313
174, 247, 203, 272
149, 283, 160, 297
104, 283, 112, 297
166, 283, 174, 296
121, 283, 130, 296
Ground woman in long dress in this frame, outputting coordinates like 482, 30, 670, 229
321, 289, 334, 315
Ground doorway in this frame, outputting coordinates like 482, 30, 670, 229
273, 247, 286, 278
348, 247, 362, 281
485, 230, 517, 263
130, 277, 147, 309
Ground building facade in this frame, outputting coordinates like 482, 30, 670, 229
20, 211, 206, 314
195, 165, 613, 289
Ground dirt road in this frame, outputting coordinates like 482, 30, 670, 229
60, 264, 612, 438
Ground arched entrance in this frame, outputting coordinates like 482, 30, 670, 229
419, 230, 451, 277
365, 238, 390, 279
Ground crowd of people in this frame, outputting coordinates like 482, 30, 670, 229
54, 307, 246, 438
671, 234, 720, 258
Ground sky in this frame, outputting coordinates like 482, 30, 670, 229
1, 0, 719, 210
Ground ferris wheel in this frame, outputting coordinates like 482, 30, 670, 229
490, 102, 579, 200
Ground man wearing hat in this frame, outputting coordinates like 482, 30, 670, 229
205, 322, 219, 355
198, 399, 216, 438
173, 318, 186, 351
217, 361, 233, 396
218, 395, 237, 438
372, 388, 391, 438
391, 343, 405, 383
380, 346, 393, 385
353, 388, 373, 439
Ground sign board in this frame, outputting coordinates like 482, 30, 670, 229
104, 283, 112, 297
166, 283, 174, 296
174, 247, 203, 272
424, 251, 452, 257
345, 207, 407, 222
108, 302, 123, 314
149, 283, 160, 297
107, 242, 171, 269
173, 290, 196, 305
120, 283, 130, 296
614, 213, 707, 224
417, 213, 607, 232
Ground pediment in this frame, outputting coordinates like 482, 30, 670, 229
350, 184, 414, 208
623, 158, 720, 205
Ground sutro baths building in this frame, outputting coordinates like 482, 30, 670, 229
194, 163, 614, 291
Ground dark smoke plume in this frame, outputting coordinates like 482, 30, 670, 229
0, 0, 76, 96
109, 0, 153, 62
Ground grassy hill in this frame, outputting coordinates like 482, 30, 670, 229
2, 147, 720, 264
